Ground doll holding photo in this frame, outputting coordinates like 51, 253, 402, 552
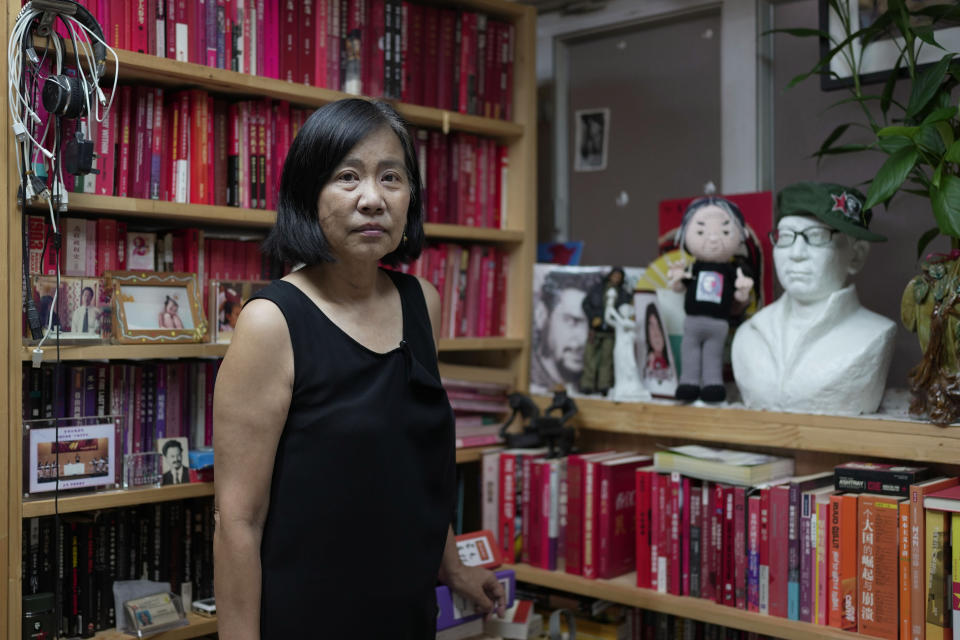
667, 195, 754, 403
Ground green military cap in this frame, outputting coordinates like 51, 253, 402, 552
776, 181, 887, 242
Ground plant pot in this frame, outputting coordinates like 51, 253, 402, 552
900, 252, 960, 426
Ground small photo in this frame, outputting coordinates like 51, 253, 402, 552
157, 437, 190, 486
210, 280, 270, 343
27, 421, 116, 494
122, 286, 195, 331
28, 276, 106, 340
574, 108, 610, 172
634, 292, 678, 398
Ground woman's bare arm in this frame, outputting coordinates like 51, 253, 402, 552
213, 299, 293, 640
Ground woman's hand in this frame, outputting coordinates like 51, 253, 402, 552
447, 564, 507, 619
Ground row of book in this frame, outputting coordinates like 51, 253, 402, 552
481, 446, 960, 640
33, 80, 510, 224
394, 243, 511, 339
23, 360, 220, 455
21, 498, 215, 638
444, 377, 509, 449
69, 0, 515, 117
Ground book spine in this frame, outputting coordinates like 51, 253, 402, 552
597, 463, 612, 578
925, 509, 951, 640
799, 493, 814, 622
722, 486, 734, 606
521, 455, 535, 565
787, 483, 801, 620
565, 456, 584, 575
900, 500, 911, 640
669, 473, 681, 595
859, 496, 900, 640
689, 480, 702, 598
835, 467, 925, 498
681, 476, 691, 595
769, 486, 790, 617
582, 457, 599, 579
499, 453, 516, 564
734, 486, 747, 610
699, 482, 711, 601
747, 495, 760, 612
759, 487, 770, 615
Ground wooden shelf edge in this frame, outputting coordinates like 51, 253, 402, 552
549, 396, 960, 465
424, 222, 525, 243
107, 50, 523, 139
21, 344, 228, 361
22, 483, 214, 519
456, 446, 501, 464
506, 563, 870, 640
94, 613, 216, 640
438, 337, 526, 352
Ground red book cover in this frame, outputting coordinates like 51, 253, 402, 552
769, 485, 790, 617
681, 476, 691, 595
494, 250, 508, 336
597, 457, 650, 579
503, 22, 514, 120
688, 480, 703, 597
326, 0, 340, 90
123, 0, 133, 50
498, 452, 517, 564
116, 221, 127, 270
722, 486, 735, 606
421, 6, 439, 107
402, 2, 422, 104
185, 0, 197, 62
565, 454, 587, 575
207, 94, 216, 206
188, 90, 204, 204
426, 130, 446, 223
117, 85, 133, 198
132, 366, 143, 453
174, 0, 188, 61
857, 494, 901, 640
278, 0, 296, 81
96, 91, 116, 196
523, 458, 541, 566
668, 474, 681, 595
457, 11, 477, 115
710, 483, 723, 603
635, 467, 654, 588
147, 0, 157, 57
174, 91, 190, 203
495, 144, 507, 229
213, 99, 227, 206
463, 245, 483, 337
747, 494, 760, 612
313, 0, 328, 86
759, 486, 771, 614
204, 360, 216, 446
205, 0, 217, 66
734, 486, 747, 609
899, 500, 911, 640
475, 138, 488, 228
299, 0, 315, 85
109, 0, 124, 51
96, 219, 117, 274
135, 85, 151, 199
484, 20, 499, 118
829, 493, 859, 630
150, 88, 164, 200
656, 473, 670, 592
166, 0, 177, 58
366, 0, 384, 97
437, 9, 455, 111
583, 452, 622, 579
491, 21, 504, 119
133, 0, 148, 52
26, 216, 45, 275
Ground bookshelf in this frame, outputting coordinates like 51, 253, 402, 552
3, 1, 537, 639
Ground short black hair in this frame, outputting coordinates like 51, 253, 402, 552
540, 270, 593, 312
162, 440, 183, 456
262, 98, 425, 267
675, 196, 747, 253
644, 303, 665, 356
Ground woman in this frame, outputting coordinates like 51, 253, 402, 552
213, 99, 504, 640
644, 303, 671, 381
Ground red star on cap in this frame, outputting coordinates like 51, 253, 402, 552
831, 192, 849, 214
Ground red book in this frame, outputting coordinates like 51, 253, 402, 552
204, 361, 216, 446
769, 485, 790, 617
116, 221, 127, 270
150, 88, 164, 200
597, 457, 650, 579
656, 473, 671, 592
96, 219, 117, 274
457, 11, 477, 115
366, 0, 384, 97
829, 493, 859, 630
734, 486, 747, 609
667, 474, 681, 595
494, 250, 508, 336
484, 20, 499, 118
678, 476, 691, 595
421, 6, 439, 107
564, 451, 614, 576
908, 477, 957, 640
402, 2, 422, 104
123, 0, 133, 50
133, 0, 148, 52
747, 494, 761, 612
109, 0, 123, 51
166, 0, 177, 58
436, 9, 456, 110
133, 85, 150, 199
497, 449, 546, 565
299, 0, 315, 85
313, 0, 328, 86
185, 0, 197, 62
207, 94, 215, 206
132, 366, 143, 453
326, 0, 340, 90
95, 91, 116, 196
174, 91, 190, 202
117, 85, 133, 198
722, 486, 735, 606
709, 483, 723, 603
634, 467, 654, 588
503, 23, 514, 120
524, 458, 542, 566
213, 99, 227, 206
899, 501, 911, 640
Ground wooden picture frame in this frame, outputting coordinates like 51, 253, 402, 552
105, 271, 207, 344
819, 0, 960, 90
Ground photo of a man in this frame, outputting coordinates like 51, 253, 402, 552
70, 285, 101, 334
574, 108, 610, 172
158, 437, 190, 485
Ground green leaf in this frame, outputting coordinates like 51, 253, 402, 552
878, 135, 914, 155
818, 123, 851, 153
935, 121, 955, 149
946, 140, 960, 163
931, 175, 960, 237
878, 125, 919, 138
765, 27, 829, 38
913, 25, 941, 48
921, 106, 958, 126
864, 147, 920, 209
918, 227, 941, 259
934, 162, 944, 189
916, 124, 947, 155
915, 4, 960, 21
906, 54, 956, 120
880, 59, 902, 117
823, 94, 884, 112
812, 144, 874, 157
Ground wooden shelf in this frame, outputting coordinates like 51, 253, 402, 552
437, 337, 525, 352
50, 194, 526, 242
456, 446, 500, 464
21, 343, 228, 361
93, 613, 216, 640
105, 49, 524, 140
22, 483, 214, 519
506, 563, 870, 640
22, 338, 524, 361
557, 396, 960, 465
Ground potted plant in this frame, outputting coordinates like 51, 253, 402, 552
779, 0, 960, 424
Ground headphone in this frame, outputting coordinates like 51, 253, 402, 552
32, 0, 107, 118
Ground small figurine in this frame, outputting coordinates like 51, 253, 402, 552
499, 386, 577, 458
668, 195, 754, 402
608, 302, 652, 402
580, 267, 632, 395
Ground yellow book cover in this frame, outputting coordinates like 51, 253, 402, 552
925, 508, 951, 640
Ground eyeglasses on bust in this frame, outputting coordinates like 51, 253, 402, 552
768, 227, 839, 248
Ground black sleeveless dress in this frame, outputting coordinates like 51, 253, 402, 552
247, 269, 456, 639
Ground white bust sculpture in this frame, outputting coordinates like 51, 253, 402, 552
731, 182, 895, 415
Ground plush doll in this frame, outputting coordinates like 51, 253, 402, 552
667, 196, 754, 402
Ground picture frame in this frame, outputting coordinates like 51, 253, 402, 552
157, 437, 190, 486
26, 275, 109, 343
209, 280, 270, 344
24, 417, 120, 495
105, 271, 207, 344
573, 108, 610, 172
633, 292, 679, 398
819, 0, 960, 89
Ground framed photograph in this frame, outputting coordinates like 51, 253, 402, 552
209, 280, 270, 343
27, 275, 108, 342
157, 437, 190, 486
573, 108, 610, 172
24, 417, 119, 494
634, 292, 679, 398
106, 271, 206, 344
820, 0, 960, 89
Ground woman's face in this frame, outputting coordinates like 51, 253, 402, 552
316, 126, 410, 263
166, 299, 178, 314
647, 312, 665, 353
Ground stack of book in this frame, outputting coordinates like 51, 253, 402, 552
443, 378, 510, 449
